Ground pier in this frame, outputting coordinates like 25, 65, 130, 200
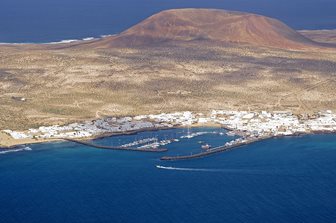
160, 136, 271, 161
61, 138, 168, 152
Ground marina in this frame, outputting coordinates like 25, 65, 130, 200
3, 110, 336, 144
59, 126, 236, 157
119, 138, 158, 148
61, 138, 168, 152
1, 110, 336, 160
160, 136, 270, 161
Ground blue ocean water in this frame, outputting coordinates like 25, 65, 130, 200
0, 127, 336, 223
0, 0, 335, 43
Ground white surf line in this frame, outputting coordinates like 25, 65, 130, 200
0, 36, 100, 45
0, 146, 32, 155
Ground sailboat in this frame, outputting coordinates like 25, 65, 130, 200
182, 125, 193, 139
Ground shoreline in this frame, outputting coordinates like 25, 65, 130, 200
0, 126, 173, 149
2, 109, 336, 158
0, 29, 335, 45
1, 123, 335, 152
0, 34, 117, 45
0, 122, 223, 149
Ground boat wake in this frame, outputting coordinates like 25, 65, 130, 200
156, 165, 233, 172
0, 146, 32, 155
155, 165, 288, 175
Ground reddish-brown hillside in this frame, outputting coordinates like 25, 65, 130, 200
87, 9, 320, 49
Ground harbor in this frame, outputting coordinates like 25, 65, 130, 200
160, 136, 272, 161
1, 110, 336, 159
61, 138, 168, 152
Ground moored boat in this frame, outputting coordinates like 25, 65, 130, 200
201, 144, 211, 150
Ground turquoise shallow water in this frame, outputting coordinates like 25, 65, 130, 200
1, 127, 336, 223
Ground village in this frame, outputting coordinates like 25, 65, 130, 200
2, 110, 336, 143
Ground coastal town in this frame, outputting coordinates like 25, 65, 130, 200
2, 109, 335, 159
2, 110, 336, 143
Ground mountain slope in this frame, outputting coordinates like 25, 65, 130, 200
299, 30, 336, 44
88, 8, 319, 50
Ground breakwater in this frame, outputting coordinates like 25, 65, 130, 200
62, 138, 168, 152
160, 136, 272, 161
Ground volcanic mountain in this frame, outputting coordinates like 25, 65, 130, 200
87, 8, 320, 50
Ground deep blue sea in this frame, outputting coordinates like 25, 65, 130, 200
1, 127, 336, 223
1, 0, 336, 43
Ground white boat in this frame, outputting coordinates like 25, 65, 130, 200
201, 144, 211, 150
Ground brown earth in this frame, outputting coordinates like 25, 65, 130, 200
87, 8, 321, 50
0, 9, 335, 136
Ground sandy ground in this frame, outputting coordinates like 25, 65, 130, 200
0, 41, 335, 134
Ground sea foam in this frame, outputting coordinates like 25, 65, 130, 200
0, 146, 32, 155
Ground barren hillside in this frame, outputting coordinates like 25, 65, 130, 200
0, 9, 335, 130
88, 9, 320, 50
